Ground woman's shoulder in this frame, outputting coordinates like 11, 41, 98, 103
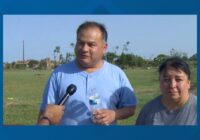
141, 95, 163, 113
188, 94, 197, 106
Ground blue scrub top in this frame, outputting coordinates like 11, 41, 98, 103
41, 60, 137, 125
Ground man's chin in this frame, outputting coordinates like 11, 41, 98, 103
77, 60, 92, 68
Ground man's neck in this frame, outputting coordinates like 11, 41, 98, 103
75, 60, 104, 73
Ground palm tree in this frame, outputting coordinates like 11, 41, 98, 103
53, 49, 57, 62
53, 46, 61, 66
70, 43, 75, 59
122, 41, 130, 54
70, 43, 75, 49
55, 46, 60, 61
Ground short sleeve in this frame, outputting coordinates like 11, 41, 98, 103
117, 69, 137, 108
40, 72, 59, 111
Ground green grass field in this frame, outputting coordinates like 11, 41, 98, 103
3, 66, 197, 125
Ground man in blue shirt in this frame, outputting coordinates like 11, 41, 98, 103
38, 21, 137, 125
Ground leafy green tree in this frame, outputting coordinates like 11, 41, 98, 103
105, 52, 118, 63
170, 48, 188, 60
28, 60, 39, 68
4, 63, 12, 69
11, 62, 16, 69
189, 53, 197, 67
38, 59, 48, 69
189, 53, 197, 61
153, 54, 169, 66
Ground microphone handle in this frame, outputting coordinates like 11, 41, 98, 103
58, 94, 70, 105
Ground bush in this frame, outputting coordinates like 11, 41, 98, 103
15, 64, 26, 69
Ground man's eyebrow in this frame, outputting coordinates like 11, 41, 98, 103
88, 41, 96, 44
77, 39, 82, 42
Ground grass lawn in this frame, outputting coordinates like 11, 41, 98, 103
3, 69, 51, 125
3, 66, 196, 125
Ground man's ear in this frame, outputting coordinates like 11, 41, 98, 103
103, 43, 108, 54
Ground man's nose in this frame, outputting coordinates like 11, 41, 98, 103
81, 43, 89, 51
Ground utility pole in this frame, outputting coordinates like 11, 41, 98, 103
23, 40, 25, 64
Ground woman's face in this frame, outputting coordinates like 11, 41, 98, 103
160, 67, 190, 102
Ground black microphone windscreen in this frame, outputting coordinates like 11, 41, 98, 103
58, 84, 77, 105
67, 84, 77, 96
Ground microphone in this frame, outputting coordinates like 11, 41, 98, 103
58, 84, 77, 105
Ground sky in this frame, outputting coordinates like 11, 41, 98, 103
3, 15, 197, 63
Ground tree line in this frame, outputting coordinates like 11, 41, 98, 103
4, 42, 197, 70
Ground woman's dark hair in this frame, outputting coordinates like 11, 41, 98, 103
77, 21, 108, 42
159, 57, 190, 79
